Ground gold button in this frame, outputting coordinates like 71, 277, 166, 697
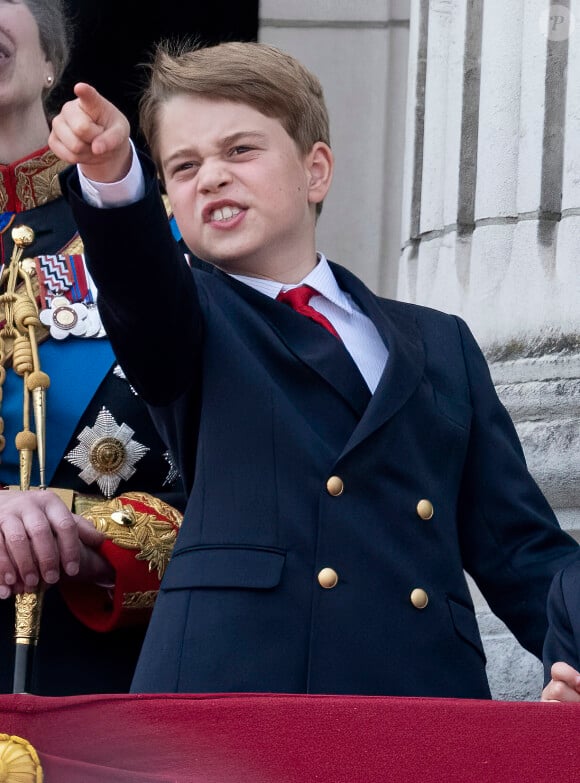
326, 476, 344, 496
416, 499, 434, 520
318, 568, 339, 589
410, 588, 429, 609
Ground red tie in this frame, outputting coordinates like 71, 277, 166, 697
276, 285, 341, 340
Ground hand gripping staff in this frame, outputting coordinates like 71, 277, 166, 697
0, 225, 50, 693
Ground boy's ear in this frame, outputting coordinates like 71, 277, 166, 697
306, 142, 333, 205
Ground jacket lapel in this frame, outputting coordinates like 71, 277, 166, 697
331, 263, 425, 455
213, 269, 371, 419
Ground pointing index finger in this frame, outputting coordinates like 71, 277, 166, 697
73, 82, 108, 123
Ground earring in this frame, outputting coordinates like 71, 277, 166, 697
47, 75, 53, 86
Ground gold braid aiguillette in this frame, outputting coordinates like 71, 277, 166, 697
0, 226, 50, 490
1, 225, 51, 693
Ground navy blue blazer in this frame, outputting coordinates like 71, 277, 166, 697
543, 560, 580, 682
61, 157, 579, 699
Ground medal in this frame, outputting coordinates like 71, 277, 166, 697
65, 407, 149, 498
36, 253, 105, 339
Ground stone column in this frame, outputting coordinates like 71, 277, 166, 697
400, 0, 580, 699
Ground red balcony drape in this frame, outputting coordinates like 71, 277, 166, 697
0, 692, 578, 782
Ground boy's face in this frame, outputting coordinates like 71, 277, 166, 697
157, 94, 333, 280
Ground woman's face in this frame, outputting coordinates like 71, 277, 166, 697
0, 0, 52, 114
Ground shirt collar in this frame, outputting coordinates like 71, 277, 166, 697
229, 253, 354, 314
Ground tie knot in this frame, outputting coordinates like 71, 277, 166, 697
276, 284, 316, 308
275, 283, 341, 340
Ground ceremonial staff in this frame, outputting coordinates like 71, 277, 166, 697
0, 225, 50, 693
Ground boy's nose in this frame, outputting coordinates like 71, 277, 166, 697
198, 161, 232, 192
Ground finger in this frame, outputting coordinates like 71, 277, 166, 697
73, 82, 129, 152
38, 496, 82, 578
90, 124, 131, 157
20, 507, 64, 585
73, 82, 107, 119
0, 544, 16, 599
550, 661, 580, 692
0, 575, 26, 598
0, 526, 19, 593
49, 107, 104, 161
2, 516, 42, 588
541, 679, 580, 703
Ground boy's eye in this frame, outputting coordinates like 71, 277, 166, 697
230, 146, 254, 156
172, 161, 198, 175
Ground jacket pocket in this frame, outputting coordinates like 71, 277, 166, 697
161, 545, 286, 590
447, 597, 487, 663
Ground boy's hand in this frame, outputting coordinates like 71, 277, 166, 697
541, 661, 580, 702
48, 82, 132, 184
0, 489, 110, 597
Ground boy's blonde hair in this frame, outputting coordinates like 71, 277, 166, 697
139, 40, 331, 215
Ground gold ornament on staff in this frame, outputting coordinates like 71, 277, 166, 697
0, 225, 50, 693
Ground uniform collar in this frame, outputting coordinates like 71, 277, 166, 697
0, 146, 68, 213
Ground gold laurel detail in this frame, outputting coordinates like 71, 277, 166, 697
14, 149, 68, 211
58, 235, 84, 256
122, 590, 159, 610
0, 734, 43, 782
81, 492, 183, 579
0, 169, 8, 212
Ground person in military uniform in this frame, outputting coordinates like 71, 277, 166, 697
0, 0, 185, 695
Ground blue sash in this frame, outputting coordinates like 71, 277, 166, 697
1, 338, 115, 485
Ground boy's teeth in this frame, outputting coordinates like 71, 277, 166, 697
211, 206, 241, 221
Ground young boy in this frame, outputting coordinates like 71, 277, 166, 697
42, 40, 578, 697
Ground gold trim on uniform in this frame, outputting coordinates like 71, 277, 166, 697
60, 235, 84, 256
0, 148, 68, 213
122, 590, 159, 610
14, 149, 67, 211
81, 491, 183, 579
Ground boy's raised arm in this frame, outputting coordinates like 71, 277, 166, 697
49, 83, 132, 184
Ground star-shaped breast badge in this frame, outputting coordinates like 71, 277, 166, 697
65, 407, 149, 497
